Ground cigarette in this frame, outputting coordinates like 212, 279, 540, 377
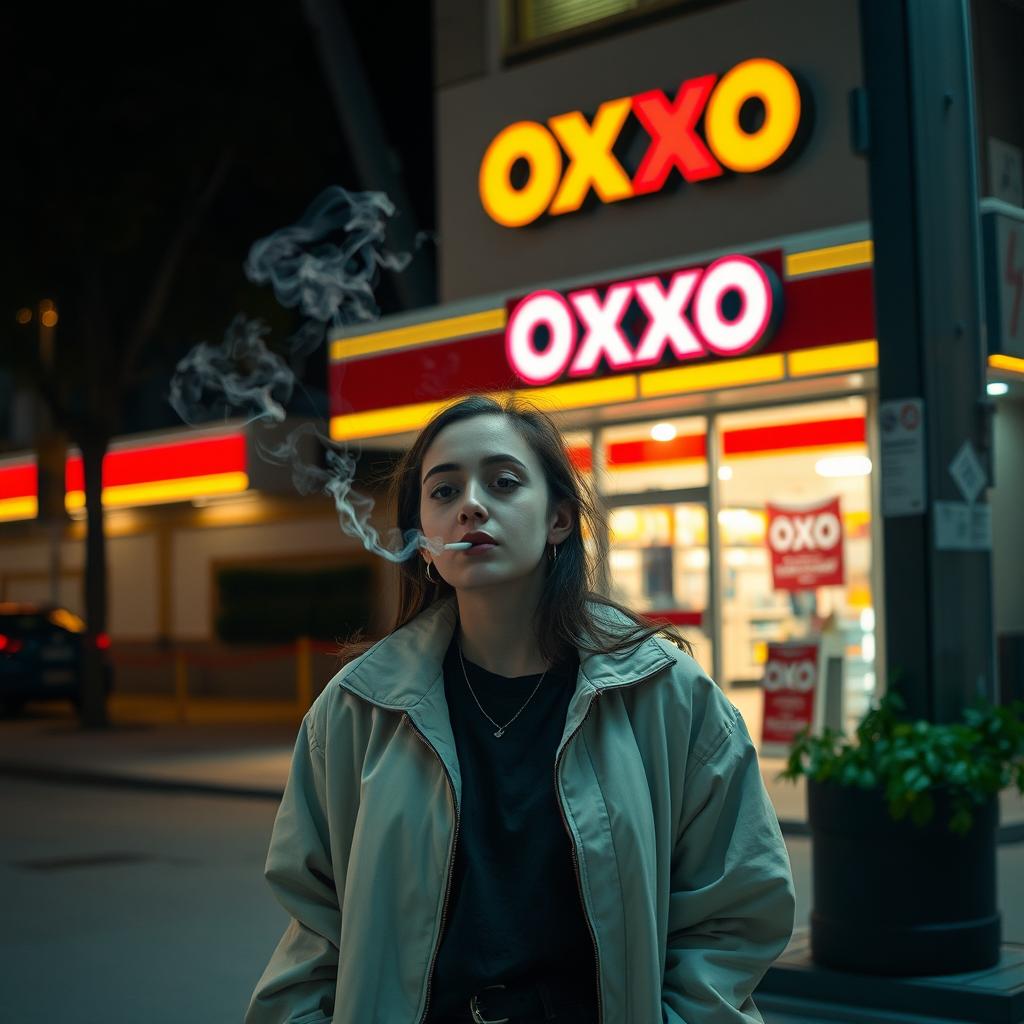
443, 542, 473, 550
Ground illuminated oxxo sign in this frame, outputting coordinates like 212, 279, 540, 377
480, 58, 803, 228
767, 509, 842, 553
505, 254, 781, 385
763, 658, 817, 692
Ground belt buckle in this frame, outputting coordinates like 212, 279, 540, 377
469, 983, 510, 1024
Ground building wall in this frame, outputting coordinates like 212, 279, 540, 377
992, 394, 1024, 633
436, 0, 869, 301
0, 502, 393, 644
170, 515, 377, 640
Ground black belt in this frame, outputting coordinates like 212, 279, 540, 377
434, 976, 596, 1023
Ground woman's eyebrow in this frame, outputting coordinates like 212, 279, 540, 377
422, 454, 528, 485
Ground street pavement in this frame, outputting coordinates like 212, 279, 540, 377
2, 704, 1024, 1024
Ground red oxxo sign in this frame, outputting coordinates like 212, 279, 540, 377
766, 497, 845, 591
505, 254, 781, 385
760, 641, 820, 757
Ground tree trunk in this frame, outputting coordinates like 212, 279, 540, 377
78, 431, 110, 728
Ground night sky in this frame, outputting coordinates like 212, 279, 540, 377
2, 1, 435, 436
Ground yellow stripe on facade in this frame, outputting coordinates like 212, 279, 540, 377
989, 353, 1024, 375
527, 375, 637, 410
65, 472, 250, 512
785, 240, 874, 277
787, 340, 878, 376
639, 354, 786, 397
329, 309, 507, 362
329, 376, 639, 441
0, 496, 38, 522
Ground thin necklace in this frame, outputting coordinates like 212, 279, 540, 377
458, 642, 548, 739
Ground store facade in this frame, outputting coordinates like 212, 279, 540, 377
329, 0, 1024, 739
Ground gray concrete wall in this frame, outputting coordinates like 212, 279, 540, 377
436, 0, 869, 301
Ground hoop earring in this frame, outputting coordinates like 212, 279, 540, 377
425, 560, 438, 584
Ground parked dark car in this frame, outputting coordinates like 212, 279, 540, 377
0, 603, 112, 716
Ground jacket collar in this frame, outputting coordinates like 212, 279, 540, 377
337, 594, 675, 711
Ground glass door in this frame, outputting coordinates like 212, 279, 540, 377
605, 498, 713, 675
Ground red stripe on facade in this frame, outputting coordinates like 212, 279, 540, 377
329, 263, 875, 415
723, 417, 866, 455
0, 463, 37, 500
568, 417, 865, 471
608, 435, 707, 465
65, 434, 247, 490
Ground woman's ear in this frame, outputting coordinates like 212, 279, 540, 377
548, 498, 575, 545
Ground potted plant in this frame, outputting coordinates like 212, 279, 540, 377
778, 689, 1024, 976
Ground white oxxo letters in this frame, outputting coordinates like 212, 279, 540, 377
763, 659, 816, 692
506, 254, 778, 385
768, 509, 842, 553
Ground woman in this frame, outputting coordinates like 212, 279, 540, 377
245, 395, 795, 1024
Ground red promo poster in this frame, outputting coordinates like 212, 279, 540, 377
766, 497, 845, 591
760, 641, 820, 756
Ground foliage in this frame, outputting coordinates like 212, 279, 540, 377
777, 690, 1024, 835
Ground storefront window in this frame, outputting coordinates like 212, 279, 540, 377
715, 396, 876, 731
598, 416, 708, 495
607, 501, 712, 672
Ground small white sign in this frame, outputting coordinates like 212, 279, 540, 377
948, 441, 987, 504
989, 137, 1024, 207
934, 500, 992, 551
879, 398, 926, 516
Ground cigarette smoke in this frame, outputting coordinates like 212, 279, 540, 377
169, 186, 445, 560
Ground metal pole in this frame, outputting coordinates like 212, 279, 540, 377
859, 0, 995, 721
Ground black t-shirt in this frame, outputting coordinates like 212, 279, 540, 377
426, 633, 599, 1020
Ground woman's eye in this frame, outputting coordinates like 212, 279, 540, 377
430, 484, 455, 500
494, 476, 520, 491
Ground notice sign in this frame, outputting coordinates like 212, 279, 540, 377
879, 398, 926, 516
761, 641, 820, 758
766, 497, 845, 591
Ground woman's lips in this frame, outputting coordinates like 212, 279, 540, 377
462, 542, 498, 555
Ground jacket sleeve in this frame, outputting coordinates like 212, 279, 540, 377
662, 693, 795, 1024
245, 704, 340, 1024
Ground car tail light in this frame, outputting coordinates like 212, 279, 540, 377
95, 633, 111, 650
0, 635, 22, 654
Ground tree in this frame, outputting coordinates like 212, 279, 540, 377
1, 4, 371, 725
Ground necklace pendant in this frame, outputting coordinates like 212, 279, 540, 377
494, 727, 505, 738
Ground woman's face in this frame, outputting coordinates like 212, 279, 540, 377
418, 414, 569, 591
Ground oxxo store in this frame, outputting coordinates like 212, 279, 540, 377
332, 5, 1020, 747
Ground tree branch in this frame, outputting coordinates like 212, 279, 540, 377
119, 144, 234, 382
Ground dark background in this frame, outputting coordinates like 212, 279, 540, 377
1, 0, 435, 438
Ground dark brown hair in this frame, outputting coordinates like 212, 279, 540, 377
339, 394, 692, 665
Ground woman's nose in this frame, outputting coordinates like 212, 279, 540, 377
457, 481, 488, 521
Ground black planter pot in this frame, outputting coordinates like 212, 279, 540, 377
807, 778, 1001, 976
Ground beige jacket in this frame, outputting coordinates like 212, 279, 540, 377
246, 595, 795, 1023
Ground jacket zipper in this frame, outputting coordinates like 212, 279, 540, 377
553, 689, 604, 1024
398, 657, 671, 1024
405, 713, 460, 1024
554, 663, 673, 1024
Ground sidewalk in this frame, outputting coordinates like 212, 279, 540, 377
2, 696, 1023, 839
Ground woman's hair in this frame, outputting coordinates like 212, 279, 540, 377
339, 394, 693, 665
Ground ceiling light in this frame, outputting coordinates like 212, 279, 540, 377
650, 422, 677, 442
718, 465, 734, 480
987, 382, 1009, 396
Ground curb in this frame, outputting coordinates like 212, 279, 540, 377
0, 761, 284, 801
5, 761, 1024, 842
